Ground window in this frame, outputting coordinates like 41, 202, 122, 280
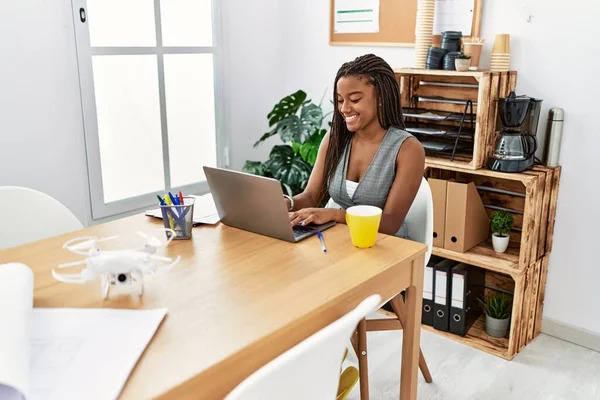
72, 0, 224, 219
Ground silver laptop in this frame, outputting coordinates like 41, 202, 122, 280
203, 166, 335, 242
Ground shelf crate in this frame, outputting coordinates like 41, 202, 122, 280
424, 163, 561, 272
395, 68, 517, 170
417, 256, 549, 360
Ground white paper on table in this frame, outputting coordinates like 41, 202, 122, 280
334, 0, 380, 34
146, 193, 220, 225
0, 263, 167, 400
433, 0, 475, 35
0, 263, 32, 400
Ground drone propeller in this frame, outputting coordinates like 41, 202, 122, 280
149, 254, 173, 262
142, 255, 182, 279
57, 259, 88, 269
137, 229, 176, 248
63, 235, 119, 255
137, 231, 163, 247
52, 268, 96, 284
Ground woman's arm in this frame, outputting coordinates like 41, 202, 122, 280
378, 137, 426, 235
284, 132, 331, 211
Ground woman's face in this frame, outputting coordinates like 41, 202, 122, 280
336, 75, 379, 133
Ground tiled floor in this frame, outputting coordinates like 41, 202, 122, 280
344, 322, 600, 399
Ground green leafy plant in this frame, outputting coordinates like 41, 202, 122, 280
490, 210, 514, 236
243, 90, 331, 196
457, 53, 471, 59
477, 293, 511, 320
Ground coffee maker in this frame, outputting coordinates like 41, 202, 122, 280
487, 92, 543, 172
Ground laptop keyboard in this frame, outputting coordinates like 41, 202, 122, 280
293, 224, 317, 238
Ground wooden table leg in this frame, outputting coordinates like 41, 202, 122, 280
400, 255, 424, 400
357, 318, 369, 400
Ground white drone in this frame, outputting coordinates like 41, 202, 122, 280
52, 229, 181, 299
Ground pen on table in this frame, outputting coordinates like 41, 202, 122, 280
317, 232, 327, 253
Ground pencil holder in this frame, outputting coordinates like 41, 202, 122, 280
160, 196, 195, 240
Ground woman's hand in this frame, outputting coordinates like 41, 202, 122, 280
289, 208, 341, 226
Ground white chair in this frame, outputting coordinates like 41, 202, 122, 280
353, 177, 435, 398
403, 177, 434, 266
225, 294, 382, 400
0, 186, 83, 250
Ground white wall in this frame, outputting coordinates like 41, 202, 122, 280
272, 0, 600, 335
221, 0, 285, 171
0, 1, 91, 225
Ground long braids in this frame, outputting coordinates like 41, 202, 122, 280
318, 54, 405, 204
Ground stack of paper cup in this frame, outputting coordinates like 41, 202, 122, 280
490, 34, 511, 72
414, 0, 435, 68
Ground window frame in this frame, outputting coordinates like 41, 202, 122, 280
71, 0, 226, 219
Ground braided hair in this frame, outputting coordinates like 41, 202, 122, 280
319, 54, 405, 203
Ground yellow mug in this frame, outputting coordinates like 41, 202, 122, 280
345, 205, 382, 248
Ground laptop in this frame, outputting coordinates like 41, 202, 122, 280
203, 166, 335, 242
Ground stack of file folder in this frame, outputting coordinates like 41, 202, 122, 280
422, 257, 485, 336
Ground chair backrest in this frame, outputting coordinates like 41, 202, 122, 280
0, 186, 83, 250
225, 294, 382, 400
403, 177, 434, 265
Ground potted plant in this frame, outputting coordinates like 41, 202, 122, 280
243, 90, 331, 196
478, 293, 512, 338
455, 53, 472, 72
490, 210, 514, 253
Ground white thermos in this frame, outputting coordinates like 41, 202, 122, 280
542, 108, 564, 167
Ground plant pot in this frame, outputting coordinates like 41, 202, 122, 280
492, 233, 510, 253
462, 43, 483, 69
455, 58, 471, 72
485, 314, 510, 338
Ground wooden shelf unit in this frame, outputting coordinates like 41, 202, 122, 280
415, 163, 561, 360
425, 164, 561, 270
432, 241, 519, 274
422, 314, 510, 359
411, 255, 549, 360
395, 68, 517, 170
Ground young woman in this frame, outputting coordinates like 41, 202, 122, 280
285, 54, 425, 239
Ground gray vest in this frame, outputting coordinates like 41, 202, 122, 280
328, 126, 413, 238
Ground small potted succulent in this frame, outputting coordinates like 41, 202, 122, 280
455, 53, 472, 71
478, 293, 512, 338
490, 210, 514, 253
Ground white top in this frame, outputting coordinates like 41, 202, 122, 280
346, 180, 358, 199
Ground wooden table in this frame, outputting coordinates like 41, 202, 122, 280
0, 214, 426, 399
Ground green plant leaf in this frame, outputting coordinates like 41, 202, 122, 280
491, 211, 514, 236
253, 126, 279, 147
271, 114, 320, 144
267, 90, 307, 127
266, 145, 312, 188
300, 103, 323, 124
478, 293, 512, 319
292, 141, 301, 154
242, 160, 269, 177
299, 128, 326, 166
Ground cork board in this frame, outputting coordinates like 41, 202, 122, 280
329, 0, 483, 47
330, 0, 418, 47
